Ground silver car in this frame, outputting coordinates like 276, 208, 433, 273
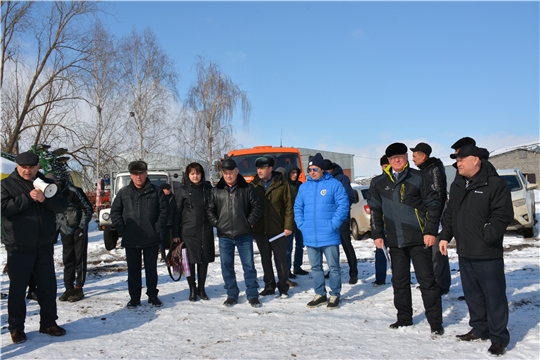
498, 168, 537, 238
350, 184, 371, 239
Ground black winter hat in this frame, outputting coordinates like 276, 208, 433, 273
255, 156, 274, 167
160, 183, 171, 190
221, 158, 237, 170
450, 145, 485, 159
128, 160, 148, 174
380, 155, 389, 166
451, 137, 476, 150
308, 153, 325, 170
409, 142, 432, 157
385, 143, 408, 158
323, 159, 334, 171
15, 152, 39, 166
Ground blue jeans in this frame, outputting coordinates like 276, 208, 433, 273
286, 230, 305, 271
307, 245, 341, 297
219, 234, 259, 300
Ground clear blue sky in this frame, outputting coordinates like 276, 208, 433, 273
104, 1, 539, 176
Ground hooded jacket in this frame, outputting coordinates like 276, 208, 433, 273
1, 170, 68, 249
206, 174, 262, 239
173, 172, 215, 263
418, 157, 447, 208
56, 180, 94, 235
440, 160, 513, 259
251, 171, 294, 235
294, 172, 349, 247
368, 162, 442, 248
110, 178, 169, 248
284, 164, 302, 231
329, 163, 356, 207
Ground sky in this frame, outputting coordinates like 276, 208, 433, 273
102, 1, 539, 176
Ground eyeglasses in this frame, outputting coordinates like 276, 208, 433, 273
308, 167, 320, 173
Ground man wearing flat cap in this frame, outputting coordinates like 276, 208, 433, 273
206, 158, 262, 308
111, 160, 169, 308
251, 156, 294, 299
439, 145, 513, 356
1, 152, 68, 343
294, 153, 349, 309
368, 143, 444, 335
410, 142, 451, 295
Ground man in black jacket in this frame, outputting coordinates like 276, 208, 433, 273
111, 160, 168, 308
159, 183, 176, 262
324, 159, 358, 284
48, 175, 94, 303
1, 152, 68, 343
206, 158, 262, 308
440, 145, 513, 357
410, 142, 451, 295
368, 143, 444, 335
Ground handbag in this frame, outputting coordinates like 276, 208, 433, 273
166, 241, 185, 281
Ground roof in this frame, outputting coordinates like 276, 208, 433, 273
490, 141, 540, 157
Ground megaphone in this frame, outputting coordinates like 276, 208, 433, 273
33, 178, 57, 198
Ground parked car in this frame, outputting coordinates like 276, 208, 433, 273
498, 168, 537, 238
350, 184, 371, 239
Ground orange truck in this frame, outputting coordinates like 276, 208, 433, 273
226, 146, 306, 183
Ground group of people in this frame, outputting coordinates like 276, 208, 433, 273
1, 137, 514, 357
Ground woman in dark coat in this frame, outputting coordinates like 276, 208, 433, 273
173, 163, 215, 301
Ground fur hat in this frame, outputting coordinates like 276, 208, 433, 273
385, 143, 408, 158
255, 156, 274, 167
128, 160, 148, 174
451, 137, 476, 150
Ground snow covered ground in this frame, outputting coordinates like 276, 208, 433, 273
1, 204, 539, 359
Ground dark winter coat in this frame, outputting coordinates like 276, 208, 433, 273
206, 174, 262, 239
440, 160, 513, 259
56, 181, 94, 235
173, 173, 215, 264
329, 163, 356, 206
164, 192, 176, 227
285, 164, 302, 231
251, 171, 294, 235
110, 178, 168, 248
1, 170, 68, 250
418, 157, 447, 209
368, 162, 442, 248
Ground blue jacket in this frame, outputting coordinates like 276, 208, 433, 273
294, 172, 349, 248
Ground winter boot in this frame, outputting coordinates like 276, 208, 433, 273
197, 263, 209, 300
187, 276, 198, 302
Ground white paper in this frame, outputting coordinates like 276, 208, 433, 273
382, 245, 391, 268
269, 232, 286, 242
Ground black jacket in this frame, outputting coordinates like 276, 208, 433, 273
251, 171, 294, 235
110, 178, 169, 248
330, 163, 355, 207
440, 160, 513, 259
206, 174, 262, 239
418, 157, 447, 209
368, 163, 442, 248
57, 181, 94, 235
173, 173, 215, 263
285, 164, 302, 231
1, 170, 68, 249
164, 192, 176, 227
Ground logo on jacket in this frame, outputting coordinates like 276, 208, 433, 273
474, 190, 483, 194
320, 189, 327, 196
384, 186, 390, 191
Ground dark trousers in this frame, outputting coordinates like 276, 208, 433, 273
459, 256, 510, 347
125, 245, 159, 301
6, 246, 58, 332
390, 245, 442, 325
339, 218, 358, 278
159, 225, 172, 251
61, 229, 88, 289
254, 234, 289, 293
375, 237, 388, 283
433, 235, 451, 293
286, 230, 305, 272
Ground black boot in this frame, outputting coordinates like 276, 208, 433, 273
188, 264, 197, 301
160, 249, 167, 263
198, 263, 209, 300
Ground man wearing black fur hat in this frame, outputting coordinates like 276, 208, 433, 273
252, 156, 294, 299
111, 160, 169, 308
368, 143, 444, 335
1, 152, 68, 343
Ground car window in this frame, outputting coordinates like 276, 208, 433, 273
500, 175, 522, 191
360, 189, 369, 200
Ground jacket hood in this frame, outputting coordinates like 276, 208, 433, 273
284, 164, 301, 184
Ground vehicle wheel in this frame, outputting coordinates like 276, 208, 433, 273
351, 219, 361, 240
104, 230, 119, 250
522, 227, 535, 238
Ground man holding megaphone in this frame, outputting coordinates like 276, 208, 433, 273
1, 152, 68, 344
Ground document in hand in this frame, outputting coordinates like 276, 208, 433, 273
382, 246, 391, 267
269, 232, 286, 242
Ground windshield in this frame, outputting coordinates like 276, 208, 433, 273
500, 175, 523, 191
115, 174, 169, 195
228, 152, 301, 177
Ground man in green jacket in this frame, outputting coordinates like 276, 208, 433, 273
252, 156, 295, 299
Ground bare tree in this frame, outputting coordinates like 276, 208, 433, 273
117, 28, 179, 161
185, 56, 251, 183
1, 1, 98, 154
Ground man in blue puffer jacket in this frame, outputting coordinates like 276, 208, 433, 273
294, 153, 349, 309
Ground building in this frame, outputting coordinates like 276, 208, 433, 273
298, 147, 355, 180
488, 141, 540, 185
